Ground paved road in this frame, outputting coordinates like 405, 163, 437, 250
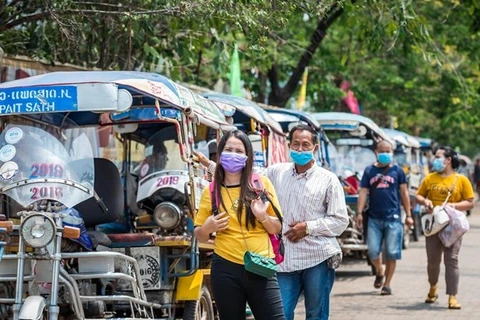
293, 203, 480, 320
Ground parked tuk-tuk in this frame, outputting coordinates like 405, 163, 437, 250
416, 137, 435, 176
0, 71, 234, 319
311, 112, 395, 260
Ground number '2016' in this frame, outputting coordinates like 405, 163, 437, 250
30, 187, 63, 200
31, 163, 63, 178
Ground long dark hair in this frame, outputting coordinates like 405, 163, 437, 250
438, 146, 460, 169
213, 130, 258, 229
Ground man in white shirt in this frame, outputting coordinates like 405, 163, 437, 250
196, 124, 348, 320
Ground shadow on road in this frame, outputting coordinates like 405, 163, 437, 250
333, 291, 379, 297
389, 303, 449, 311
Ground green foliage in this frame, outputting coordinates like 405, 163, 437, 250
1, 0, 480, 154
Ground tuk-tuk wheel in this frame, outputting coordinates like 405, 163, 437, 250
183, 285, 215, 320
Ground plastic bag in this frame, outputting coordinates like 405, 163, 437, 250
438, 206, 469, 248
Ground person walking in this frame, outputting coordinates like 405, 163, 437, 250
356, 140, 413, 295
415, 146, 474, 309
266, 125, 348, 320
194, 129, 285, 320
195, 124, 349, 320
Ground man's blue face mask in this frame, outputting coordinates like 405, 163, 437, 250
290, 149, 314, 166
377, 152, 393, 165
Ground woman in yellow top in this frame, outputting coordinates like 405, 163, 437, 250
415, 146, 474, 309
194, 129, 285, 320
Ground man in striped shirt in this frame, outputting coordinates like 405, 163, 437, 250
265, 124, 348, 320
195, 124, 348, 319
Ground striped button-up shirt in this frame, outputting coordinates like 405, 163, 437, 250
265, 162, 348, 273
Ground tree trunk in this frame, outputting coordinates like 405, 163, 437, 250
267, 2, 346, 107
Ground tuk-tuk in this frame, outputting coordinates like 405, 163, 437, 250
416, 137, 435, 176
311, 112, 395, 259
0, 71, 233, 319
261, 107, 333, 169
201, 93, 289, 168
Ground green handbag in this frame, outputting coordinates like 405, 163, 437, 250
225, 187, 278, 278
244, 251, 277, 278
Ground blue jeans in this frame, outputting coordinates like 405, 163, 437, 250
367, 218, 403, 261
277, 261, 335, 320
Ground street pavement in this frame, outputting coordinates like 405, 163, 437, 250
293, 202, 480, 320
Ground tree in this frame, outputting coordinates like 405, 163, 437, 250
1, 1, 480, 154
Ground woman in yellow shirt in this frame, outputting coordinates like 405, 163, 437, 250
194, 129, 284, 320
416, 146, 474, 309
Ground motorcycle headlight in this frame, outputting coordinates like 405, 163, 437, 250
21, 215, 56, 248
153, 202, 182, 230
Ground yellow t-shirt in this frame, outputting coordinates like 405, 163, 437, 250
417, 172, 474, 207
194, 175, 282, 265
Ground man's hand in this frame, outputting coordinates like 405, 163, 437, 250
284, 222, 307, 243
405, 216, 414, 227
355, 214, 363, 230
193, 151, 211, 167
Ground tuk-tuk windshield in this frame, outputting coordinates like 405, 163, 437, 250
336, 145, 376, 179
0, 124, 95, 208
139, 126, 186, 179
394, 152, 407, 167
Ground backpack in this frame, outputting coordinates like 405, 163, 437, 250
209, 174, 285, 264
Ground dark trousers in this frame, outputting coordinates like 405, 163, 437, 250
211, 254, 285, 320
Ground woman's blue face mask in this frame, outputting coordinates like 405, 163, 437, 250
432, 158, 446, 172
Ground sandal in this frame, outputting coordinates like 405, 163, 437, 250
374, 275, 384, 289
425, 285, 439, 303
448, 296, 461, 309
380, 287, 392, 295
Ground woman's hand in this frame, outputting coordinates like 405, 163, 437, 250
250, 197, 270, 221
424, 199, 434, 213
202, 212, 230, 233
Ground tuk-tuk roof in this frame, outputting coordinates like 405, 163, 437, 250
311, 112, 394, 145
0, 71, 231, 128
261, 107, 331, 143
382, 128, 421, 149
416, 137, 434, 149
262, 107, 321, 130
201, 93, 285, 135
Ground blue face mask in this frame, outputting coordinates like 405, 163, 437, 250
432, 158, 446, 172
377, 152, 392, 165
290, 149, 314, 166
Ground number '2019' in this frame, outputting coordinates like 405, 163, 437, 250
156, 176, 179, 187
31, 163, 63, 178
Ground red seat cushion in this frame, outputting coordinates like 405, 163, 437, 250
107, 233, 157, 244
